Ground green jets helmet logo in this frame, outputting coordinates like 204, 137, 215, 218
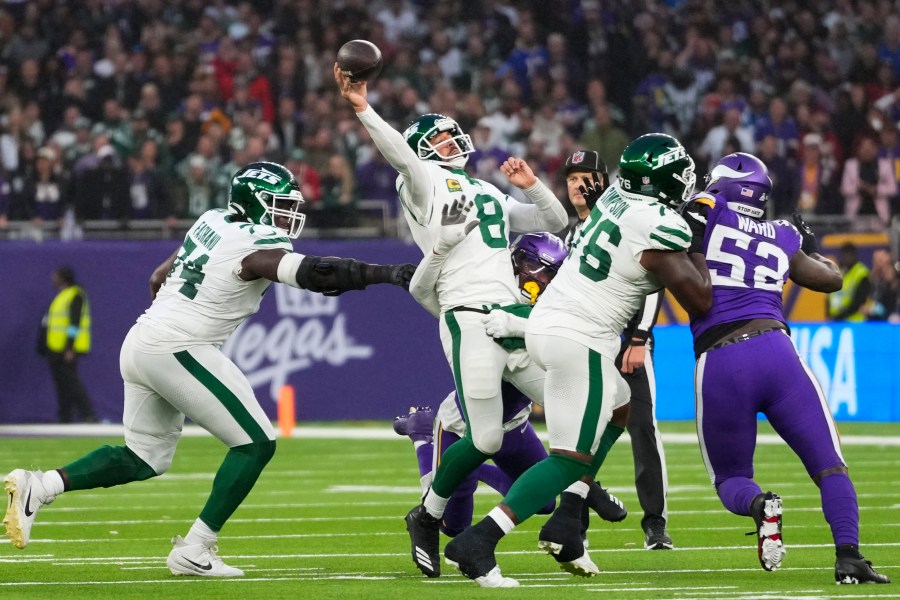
236, 167, 282, 186
653, 146, 686, 169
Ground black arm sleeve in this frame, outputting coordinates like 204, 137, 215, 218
66, 293, 84, 351
295, 256, 410, 295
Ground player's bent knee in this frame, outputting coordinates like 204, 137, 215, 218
471, 427, 504, 455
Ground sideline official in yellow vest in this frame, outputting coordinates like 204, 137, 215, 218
827, 243, 872, 322
40, 266, 97, 423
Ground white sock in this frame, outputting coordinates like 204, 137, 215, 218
184, 518, 218, 546
564, 480, 591, 498
422, 489, 448, 519
40, 470, 65, 500
488, 507, 516, 534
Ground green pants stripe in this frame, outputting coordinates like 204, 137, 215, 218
444, 311, 469, 425
174, 350, 268, 444
576, 349, 604, 454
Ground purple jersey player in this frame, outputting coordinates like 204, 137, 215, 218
682, 152, 890, 585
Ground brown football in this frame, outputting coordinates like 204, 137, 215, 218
337, 39, 383, 83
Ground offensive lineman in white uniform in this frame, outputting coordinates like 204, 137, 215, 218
335, 65, 569, 582
4, 161, 414, 576
443, 134, 714, 586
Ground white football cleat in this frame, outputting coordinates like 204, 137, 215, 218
473, 565, 519, 588
166, 535, 244, 577
4, 469, 52, 549
538, 539, 600, 577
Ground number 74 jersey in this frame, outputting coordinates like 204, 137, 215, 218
527, 184, 692, 361
138, 209, 294, 351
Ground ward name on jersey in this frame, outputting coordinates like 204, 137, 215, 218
528, 184, 692, 360
138, 208, 293, 351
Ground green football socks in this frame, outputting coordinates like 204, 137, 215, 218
429, 436, 491, 499
503, 453, 591, 522
199, 440, 275, 531
61, 445, 157, 491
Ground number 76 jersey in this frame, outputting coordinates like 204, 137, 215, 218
527, 184, 692, 361
687, 193, 802, 341
138, 209, 293, 351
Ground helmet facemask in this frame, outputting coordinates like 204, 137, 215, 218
256, 186, 306, 238
510, 232, 568, 304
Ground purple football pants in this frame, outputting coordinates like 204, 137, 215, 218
436, 421, 553, 536
695, 329, 859, 546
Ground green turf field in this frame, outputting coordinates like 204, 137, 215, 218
2, 421, 897, 599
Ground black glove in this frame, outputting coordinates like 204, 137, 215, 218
389, 263, 416, 290
681, 200, 708, 253
792, 213, 818, 254
578, 171, 605, 209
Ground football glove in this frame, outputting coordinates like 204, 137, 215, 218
792, 212, 818, 254
578, 171, 605, 209
680, 200, 709, 254
482, 310, 527, 339
435, 196, 479, 255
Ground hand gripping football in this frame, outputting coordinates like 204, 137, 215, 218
337, 40, 383, 83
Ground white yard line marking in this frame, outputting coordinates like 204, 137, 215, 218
2, 424, 899, 446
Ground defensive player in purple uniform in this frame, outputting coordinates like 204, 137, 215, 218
682, 152, 890, 584
396, 232, 625, 540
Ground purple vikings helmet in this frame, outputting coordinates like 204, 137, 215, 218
704, 152, 773, 219
510, 232, 568, 304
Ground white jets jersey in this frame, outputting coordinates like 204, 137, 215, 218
398, 164, 520, 310
137, 209, 293, 351
527, 184, 691, 360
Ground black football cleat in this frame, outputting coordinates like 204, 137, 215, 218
539, 510, 599, 576
749, 491, 784, 569
587, 482, 627, 523
444, 522, 518, 587
405, 504, 440, 577
835, 556, 891, 584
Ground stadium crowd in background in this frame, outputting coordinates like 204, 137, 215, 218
0, 0, 898, 237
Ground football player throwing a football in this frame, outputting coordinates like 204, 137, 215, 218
3, 161, 415, 576
682, 152, 890, 584
335, 65, 569, 583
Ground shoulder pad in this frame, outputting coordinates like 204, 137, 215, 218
689, 192, 716, 208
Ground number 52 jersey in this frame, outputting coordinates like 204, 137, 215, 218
687, 192, 801, 342
137, 209, 293, 352
527, 184, 692, 361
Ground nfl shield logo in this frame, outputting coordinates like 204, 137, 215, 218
572, 151, 585, 164
741, 187, 754, 197
642, 176, 650, 185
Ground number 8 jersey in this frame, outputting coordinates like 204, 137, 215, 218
527, 184, 692, 361
686, 192, 801, 342
138, 209, 293, 351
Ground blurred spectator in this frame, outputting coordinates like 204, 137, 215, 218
795, 133, 841, 216
285, 148, 321, 205
376, 0, 418, 44
174, 154, 221, 219
840, 134, 897, 226
27, 146, 66, 224
355, 151, 398, 210
827, 242, 872, 322
754, 97, 800, 158
697, 107, 754, 174
318, 153, 357, 229
878, 121, 900, 216
578, 104, 629, 180
128, 140, 171, 221
865, 249, 900, 322
73, 145, 130, 222
756, 134, 797, 218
